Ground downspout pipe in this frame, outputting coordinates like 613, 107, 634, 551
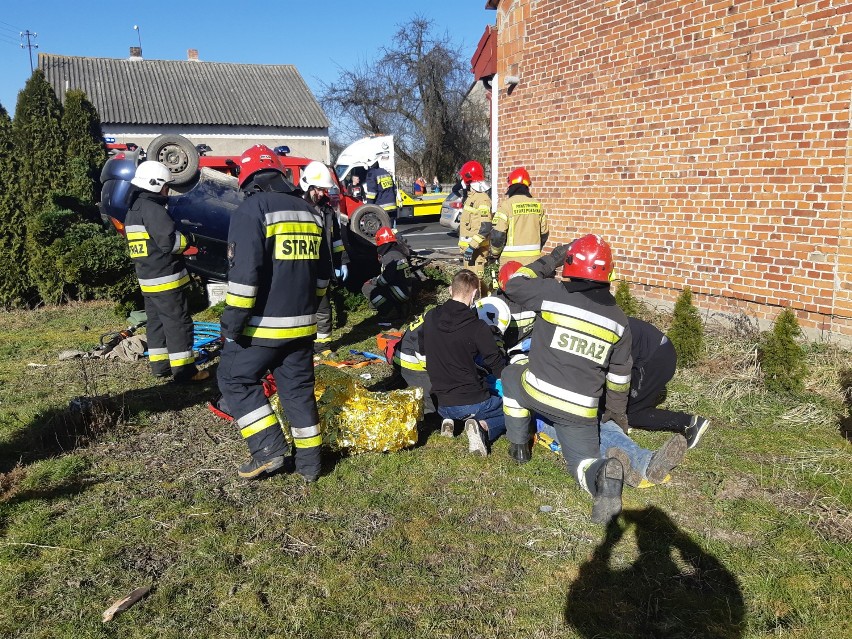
491, 73, 499, 213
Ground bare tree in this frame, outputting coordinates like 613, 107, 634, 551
321, 17, 489, 183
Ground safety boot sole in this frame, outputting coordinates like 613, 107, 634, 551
605, 447, 643, 488
591, 458, 624, 525
238, 455, 285, 480
465, 419, 488, 456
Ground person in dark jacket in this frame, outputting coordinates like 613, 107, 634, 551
624, 317, 710, 449
422, 269, 506, 456
362, 226, 411, 319
125, 161, 208, 384
217, 145, 331, 481
364, 162, 398, 225
299, 161, 350, 353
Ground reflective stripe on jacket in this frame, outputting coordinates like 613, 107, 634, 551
220, 191, 332, 346
458, 190, 492, 250
491, 194, 549, 265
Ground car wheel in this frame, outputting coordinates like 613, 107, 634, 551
349, 204, 391, 243
147, 134, 200, 186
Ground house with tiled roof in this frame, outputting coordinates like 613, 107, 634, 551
39, 48, 331, 161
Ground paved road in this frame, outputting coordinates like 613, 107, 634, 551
395, 217, 459, 260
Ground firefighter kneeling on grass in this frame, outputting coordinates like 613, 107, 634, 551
500, 235, 632, 525
125, 161, 209, 383
362, 226, 411, 319
217, 145, 331, 481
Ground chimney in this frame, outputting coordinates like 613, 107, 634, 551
129, 46, 142, 60
188, 49, 199, 61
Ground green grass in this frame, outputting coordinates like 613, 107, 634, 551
0, 293, 850, 638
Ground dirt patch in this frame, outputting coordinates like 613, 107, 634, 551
768, 488, 852, 545
0, 465, 27, 502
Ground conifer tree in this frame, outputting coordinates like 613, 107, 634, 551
12, 70, 66, 218
0, 102, 32, 307
759, 308, 807, 395
615, 280, 640, 317
62, 90, 106, 212
667, 287, 704, 367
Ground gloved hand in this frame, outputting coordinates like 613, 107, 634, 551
335, 264, 349, 281
601, 410, 630, 434
463, 247, 475, 262
183, 245, 199, 256
549, 243, 570, 265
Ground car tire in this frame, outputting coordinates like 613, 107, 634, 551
147, 134, 200, 186
349, 204, 391, 243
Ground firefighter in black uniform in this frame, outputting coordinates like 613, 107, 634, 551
299, 161, 350, 353
364, 162, 398, 225
500, 235, 632, 525
125, 161, 209, 383
361, 226, 411, 319
217, 145, 331, 480
493, 260, 536, 365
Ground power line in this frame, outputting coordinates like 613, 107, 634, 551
0, 19, 24, 29
0, 35, 20, 46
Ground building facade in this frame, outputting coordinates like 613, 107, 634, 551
489, 0, 851, 339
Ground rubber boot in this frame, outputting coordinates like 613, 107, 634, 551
590, 458, 623, 525
508, 440, 532, 464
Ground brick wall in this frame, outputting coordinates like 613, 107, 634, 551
495, 0, 851, 338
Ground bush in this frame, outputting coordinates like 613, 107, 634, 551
667, 287, 704, 367
759, 308, 807, 395
26, 208, 79, 303
615, 280, 640, 317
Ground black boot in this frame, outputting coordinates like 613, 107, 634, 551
591, 458, 623, 525
238, 455, 284, 480
508, 441, 532, 464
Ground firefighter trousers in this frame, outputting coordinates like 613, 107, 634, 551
315, 293, 333, 349
362, 280, 408, 317
217, 337, 321, 479
399, 368, 436, 414
144, 288, 197, 381
501, 364, 608, 496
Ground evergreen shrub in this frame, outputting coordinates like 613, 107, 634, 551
667, 287, 704, 367
759, 308, 807, 395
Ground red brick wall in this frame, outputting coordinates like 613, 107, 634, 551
495, 0, 851, 337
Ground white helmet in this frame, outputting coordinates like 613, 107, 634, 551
131, 161, 174, 192
470, 180, 490, 193
299, 161, 335, 191
476, 296, 512, 335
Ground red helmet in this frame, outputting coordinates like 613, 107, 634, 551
507, 167, 531, 187
458, 160, 485, 185
498, 260, 523, 290
237, 144, 283, 187
375, 226, 396, 246
562, 234, 614, 282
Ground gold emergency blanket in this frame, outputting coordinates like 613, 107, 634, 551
268, 367, 422, 454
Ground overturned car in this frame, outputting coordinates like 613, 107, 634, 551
100, 135, 396, 288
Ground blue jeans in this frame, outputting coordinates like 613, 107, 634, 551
538, 419, 654, 480
438, 395, 506, 442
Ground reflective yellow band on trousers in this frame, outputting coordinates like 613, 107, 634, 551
225, 293, 255, 308
240, 413, 280, 439
243, 325, 317, 340
294, 435, 322, 448
140, 274, 190, 293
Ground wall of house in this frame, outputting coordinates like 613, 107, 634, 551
495, 0, 851, 339
103, 126, 330, 163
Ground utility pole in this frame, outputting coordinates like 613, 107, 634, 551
20, 30, 38, 73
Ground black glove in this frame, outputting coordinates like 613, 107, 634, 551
601, 410, 630, 434
550, 243, 570, 265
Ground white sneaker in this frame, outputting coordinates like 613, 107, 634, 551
440, 418, 455, 438
465, 418, 488, 456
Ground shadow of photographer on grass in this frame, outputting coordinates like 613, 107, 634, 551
565, 506, 745, 639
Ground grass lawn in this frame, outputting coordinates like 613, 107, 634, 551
0, 287, 850, 638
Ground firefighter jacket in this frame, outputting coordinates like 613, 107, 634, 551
493, 289, 536, 351
308, 197, 349, 275
125, 190, 192, 295
220, 191, 332, 345
458, 190, 493, 251
502, 256, 633, 426
490, 189, 549, 265
365, 167, 398, 213
393, 313, 427, 372
373, 244, 411, 303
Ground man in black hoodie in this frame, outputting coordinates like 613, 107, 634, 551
422, 269, 506, 456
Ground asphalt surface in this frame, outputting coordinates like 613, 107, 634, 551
395, 216, 459, 260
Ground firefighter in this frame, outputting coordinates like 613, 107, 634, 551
217, 145, 331, 481
490, 167, 549, 267
500, 235, 631, 525
365, 162, 398, 225
125, 161, 209, 383
299, 161, 350, 354
493, 260, 536, 363
457, 160, 492, 277
391, 312, 436, 417
361, 226, 411, 319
